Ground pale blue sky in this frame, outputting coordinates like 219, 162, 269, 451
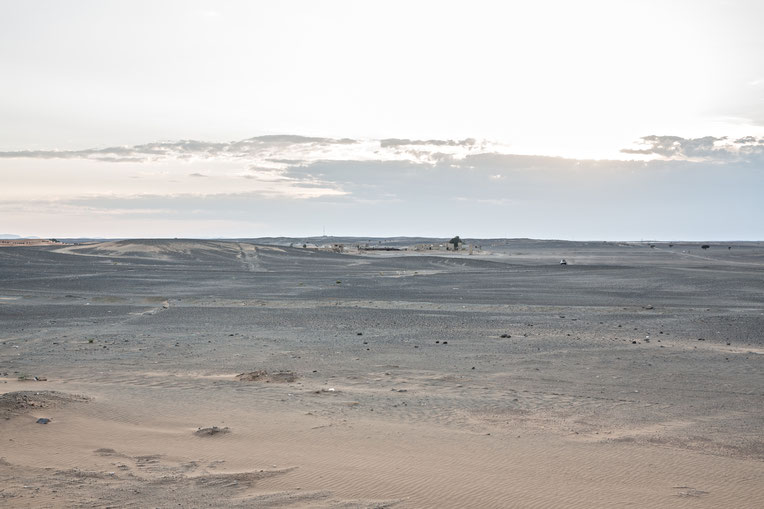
1, 1, 762, 239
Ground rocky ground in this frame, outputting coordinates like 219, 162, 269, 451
0, 239, 762, 508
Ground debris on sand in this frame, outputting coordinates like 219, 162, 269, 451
235, 370, 298, 383
195, 426, 230, 436
643, 305, 654, 310
36, 417, 51, 424
1, 391, 88, 420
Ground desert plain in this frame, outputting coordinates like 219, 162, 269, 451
0, 238, 763, 508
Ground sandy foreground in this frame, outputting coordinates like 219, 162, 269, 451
1, 239, 762, 508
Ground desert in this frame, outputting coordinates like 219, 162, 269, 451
1, 238, 763, 508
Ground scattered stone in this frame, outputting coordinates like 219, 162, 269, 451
1, 391, 88, 420
36, 418, 51, 424
442, 341, 448, 345
500, 334, 511, 338
643, 305, 654, 310
235, 370, 297, 383
357, 332, 363, 336
698, 338, 705, 341
195, 426, 230, 436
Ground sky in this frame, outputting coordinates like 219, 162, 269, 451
1, 0, 763, 239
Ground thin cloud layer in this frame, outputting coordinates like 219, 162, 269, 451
621, 135, 764, 161
379, 138, 478, 148
0, 136, 359, 164
2, 133, 763, 238
0, 135, 489, 167
5, 134, 763, 169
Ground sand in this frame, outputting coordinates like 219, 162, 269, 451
1, 239, 763, 508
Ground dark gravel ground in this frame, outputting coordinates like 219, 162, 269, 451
1, 239, 763, 459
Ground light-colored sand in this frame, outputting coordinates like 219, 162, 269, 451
1, 378, 762, 509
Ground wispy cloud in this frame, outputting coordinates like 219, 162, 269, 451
379, 138, 478, 148
0, 135, 496, 168
0, 136, 358, 164
8, 134, 762, 171
621, 135, 764, 161
2, 133, 762, 239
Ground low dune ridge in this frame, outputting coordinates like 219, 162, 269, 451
1, 239, 763, 507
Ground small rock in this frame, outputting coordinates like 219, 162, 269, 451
643, 305, 654, 310
36, 418, 51, 424
195, 426, 230, 436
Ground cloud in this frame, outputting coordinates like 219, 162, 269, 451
3, 136, 763, 239
621, 135, 764, 161
0, 135, 360, 163
379, 138, 477, 148
249, 135, 357, 144
621, 135, 727, 158
0, 135, 492, 170
734, 136, 764, 144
